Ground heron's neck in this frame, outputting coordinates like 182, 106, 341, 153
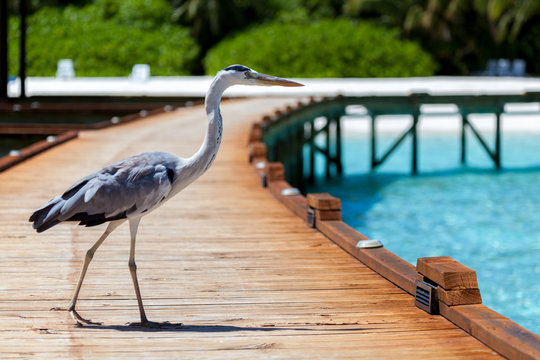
188, 76, 229, 175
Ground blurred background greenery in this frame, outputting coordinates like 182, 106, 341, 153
6, 0, 540, 77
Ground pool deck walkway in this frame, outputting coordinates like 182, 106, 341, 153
0, 98, 514, 358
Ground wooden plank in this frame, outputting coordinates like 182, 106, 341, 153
440, 303, 540, 360
315, 220, 417, 295
267, 180, 308, 221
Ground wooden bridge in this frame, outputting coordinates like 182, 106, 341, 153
262, 93, 540, 187
1, 98, 538, 358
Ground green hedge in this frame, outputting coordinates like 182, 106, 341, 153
9, 0, 199, 77
205, 19, 437, 77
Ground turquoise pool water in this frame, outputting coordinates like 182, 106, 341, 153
308, 124, 540, 334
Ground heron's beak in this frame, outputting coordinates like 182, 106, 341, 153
252, 72, 303, 87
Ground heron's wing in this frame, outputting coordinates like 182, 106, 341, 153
30, 154, 176, 232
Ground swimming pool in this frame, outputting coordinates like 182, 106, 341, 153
308, 118, 540, 334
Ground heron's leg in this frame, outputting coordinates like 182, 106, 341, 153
127, 217, 148, 324
67, 220, 124, 325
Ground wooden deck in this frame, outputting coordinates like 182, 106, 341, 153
0, 98, 504, 358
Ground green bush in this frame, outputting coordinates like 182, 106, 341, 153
204, 19, 437, 77
9, 0, 199, 76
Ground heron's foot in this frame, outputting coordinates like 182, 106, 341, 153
50, 306, 67, 311
126, 320, 183, 329
69, 309, 102, 326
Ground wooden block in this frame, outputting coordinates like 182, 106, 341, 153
417, 256, 478, 290
261, 115, 273, 125
315, 209, 341, 221
248, 126, 262, 143
416, 256, 454, 275
438, 287, 482, 306
264, 162, 284, 182
248, 142, 266, 163
307, 193, 341, 210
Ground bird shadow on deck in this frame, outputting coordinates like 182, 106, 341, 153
79, 323, 369, 333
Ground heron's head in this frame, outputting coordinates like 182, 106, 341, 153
219, 65, 303, 87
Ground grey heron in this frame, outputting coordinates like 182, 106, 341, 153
29, 65, 303, 327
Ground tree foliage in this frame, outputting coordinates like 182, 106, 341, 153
204, 19, 437, 77
344, 0, 540, 74
8, 0, 198, 76
6, 0, 540, 76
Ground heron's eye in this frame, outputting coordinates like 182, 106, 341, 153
244, 71, 251, 79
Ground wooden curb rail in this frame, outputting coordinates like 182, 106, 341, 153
0, 131, 78, 172
248, 99, 540, 360
0, 105, 179, 173
0, 105, 178, 135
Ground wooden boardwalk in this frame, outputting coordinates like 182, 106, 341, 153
0, 98, 502, 359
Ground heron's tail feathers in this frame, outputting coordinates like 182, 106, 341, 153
29, 197, 64, 233
29, 177, 129, 232
29, 177, 93, 232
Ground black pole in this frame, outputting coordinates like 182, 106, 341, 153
297, 125, 304, 193
325, 118, 330, 179
461, 116, 467, 164
19, 0, 26, 98
411, 115, 418, 175
335, 116, 343, 175
494, 113, 501, 169
0, 0, 8, 100
370, 114, 377, 170
308, 120, 315, 184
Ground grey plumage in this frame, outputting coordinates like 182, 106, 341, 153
30, 152, 179, 232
